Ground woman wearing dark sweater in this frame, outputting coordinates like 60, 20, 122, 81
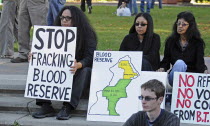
157, 11, 208, 86
120, 13, 160, 71
32, 6, 97, 120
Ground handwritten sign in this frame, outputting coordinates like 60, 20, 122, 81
24, 26, 77, 102
87, 51, 167, 122
171, 72, 210, 125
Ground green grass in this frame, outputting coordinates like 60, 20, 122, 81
9, 5, 210, 56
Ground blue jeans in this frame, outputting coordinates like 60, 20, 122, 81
48, 0, 66, 26
140, 0, 152, 13
169, 60, 187, 87
151, 0, 162, 8
128, 0, 138, 14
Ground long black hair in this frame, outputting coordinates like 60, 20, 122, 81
170, 11, 204, 46
129, 13, 154, 54
54, 6, 97, 57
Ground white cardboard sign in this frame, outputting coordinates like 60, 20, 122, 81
171, 72, 210, 125
87, 51, 167, 122
24, 26, 77, 102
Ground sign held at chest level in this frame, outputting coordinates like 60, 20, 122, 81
34, 28, 75, 52
24, 26, 77, 102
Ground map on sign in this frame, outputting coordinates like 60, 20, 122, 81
89, 56, 139, 116
87, 51, 142, 122
87, 51, 167, 123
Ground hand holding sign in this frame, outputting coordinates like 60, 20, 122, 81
70, 60, 83, 74
28, 52, 32, 62
24, 26, 77, 102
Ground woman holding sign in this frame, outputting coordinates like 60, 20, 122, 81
32, 6, 97, 120
119, 13, 161, 71
157, 11, 208, 86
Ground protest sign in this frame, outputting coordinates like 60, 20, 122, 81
24, 26, 77, 102
87, 51, 167, 122
171, 72, 210, 125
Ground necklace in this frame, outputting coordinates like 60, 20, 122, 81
179, 39, 188, 51
139, 39, 143, 43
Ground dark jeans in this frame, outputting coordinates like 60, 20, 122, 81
36, 67, 91, 109
80, 0, 92, 12
142, 58, 154, 71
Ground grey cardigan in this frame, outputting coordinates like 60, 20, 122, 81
123, 109, 180, 126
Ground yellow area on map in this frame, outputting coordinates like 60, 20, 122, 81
118, 60, 137, 79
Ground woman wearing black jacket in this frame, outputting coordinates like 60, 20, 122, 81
120, 13, 160, 71
157, 11, 208, 86
32, 6, 97, 120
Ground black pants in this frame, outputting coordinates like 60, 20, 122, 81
80, 0, 92, 12
142, 58, 154, 71
36, 67, 91, 109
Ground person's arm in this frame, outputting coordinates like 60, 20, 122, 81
70, 60, 83, 74
119, 35, 129, 51
123, 113, 137, 126
157, 68, 165, 72
78, 35, 97, 68
159, 38, 172, 72
79, 39, 97, 67
164, 115, 180, 126
143, 34, 161, 70
204, 67, 209, 74
195, 40, 207, 73
70, 34, 97, 74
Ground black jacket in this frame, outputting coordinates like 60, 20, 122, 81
76, 33, 97, 68
160, 37, 207, 73
119, 33, 160, 71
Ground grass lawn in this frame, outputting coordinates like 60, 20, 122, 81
2, 5, 209, 56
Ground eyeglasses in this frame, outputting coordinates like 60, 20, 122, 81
60, 16, 72, 21
176, 22, 189, 27
135, 23, 148, 27
138, 96, 157, 101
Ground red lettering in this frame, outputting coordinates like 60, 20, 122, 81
179, 74, 195, 87
187, 75, 195, 87
186, 88, 193, 98
176, 99, 191, 108
177, 88, 193, 99
185, 99, 191, 108
176, 99, 185, 108
179, 74, 187, 87
203, 112, 209, 122
197, 111, 202, 122
178, 88, 186, 98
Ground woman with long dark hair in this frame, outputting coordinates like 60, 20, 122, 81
32, 6, 97, 120
158, 11, 208, 86
120, 13, 160, 71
